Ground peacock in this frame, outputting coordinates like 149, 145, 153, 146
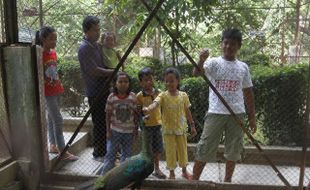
93, 113, 154, 190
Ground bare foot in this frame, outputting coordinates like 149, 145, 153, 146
61, 152, 79, 161
49, 144, 59, 154
168, 175, 175, 180
182, 171, 193, 180
169, 171, 175, 180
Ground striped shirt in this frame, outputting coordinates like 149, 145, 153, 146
105, 92, 137, 133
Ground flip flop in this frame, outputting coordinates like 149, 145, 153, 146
62, 153, 79, 161
49, 146, 59, 154
182, 172, 193, 180
152, 171, 166, 179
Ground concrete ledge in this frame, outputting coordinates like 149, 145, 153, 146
0, 161, 18, 188
40, 173, 301, 190
63, 117, 92, 132
63, 118, 310, 167
49, 132, 90, 171
142, 180, 299, 190
1, 181, 22, 190
187, 144, 310, 166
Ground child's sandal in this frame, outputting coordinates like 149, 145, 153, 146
49, 144, 59, 154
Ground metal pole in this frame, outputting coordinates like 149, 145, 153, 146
140, 0, 293, 189
0, 47, 13, 155
3, 0, 18, 44
50, 0, 166, 172
299, 59, 310, 189
39, 0, 43, 27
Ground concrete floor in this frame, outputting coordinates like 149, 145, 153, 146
45, 131, 310, 189
54, 147, 310, 187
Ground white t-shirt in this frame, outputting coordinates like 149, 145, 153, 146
203, 56, 253, 114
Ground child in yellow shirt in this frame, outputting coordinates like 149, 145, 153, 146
137, 67, 166, 179
143, 67, 197, 180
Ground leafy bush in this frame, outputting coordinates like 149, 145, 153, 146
251, 63, 308, 146
243, 53, 271, 66
59, 54, 308, 146
125, 56, 191, 93
180, 77, 209, 142
58, 58, 86, 116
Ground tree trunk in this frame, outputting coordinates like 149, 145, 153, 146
171, 42, 176, 66
294, 0, 301, 45
154, 27, 161, 59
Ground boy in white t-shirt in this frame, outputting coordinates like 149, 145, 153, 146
192, 28, 257, 182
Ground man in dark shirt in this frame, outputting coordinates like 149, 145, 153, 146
78, 16, 113, 161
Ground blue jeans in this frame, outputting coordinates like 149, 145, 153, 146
99, 130, 133, 175
46, 95, 65, 149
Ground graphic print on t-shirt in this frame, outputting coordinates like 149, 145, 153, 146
45, 60, 59, 84
215, 80, 240, 91
115, 103, 131, 122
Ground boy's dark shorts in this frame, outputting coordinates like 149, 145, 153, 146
144, 125, 164, 153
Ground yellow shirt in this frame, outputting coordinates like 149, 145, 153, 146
136, 90, 162, 127
154, 91, 190, 135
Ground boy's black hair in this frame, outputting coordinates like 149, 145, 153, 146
82, 16, 100, 33
138, 67, 154, 81
164, 67, 181, 89
113, 72, 131, 95
221, 28, 242, 46
35, 26, 56, 46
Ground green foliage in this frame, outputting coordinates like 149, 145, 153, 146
180, 77, 209, 143
58, 54, 309, 146
241, 53, 271, 66
58, 58, 86, 116
177, 64, 194, 78
251, 63, 308, 146
125, 56, 166, 93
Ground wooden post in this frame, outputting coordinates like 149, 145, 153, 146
3, 0, 18, 44
2, 45, 45, 190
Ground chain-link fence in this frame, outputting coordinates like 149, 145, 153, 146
0, 47, 12, 167
2, 0, 309, 189
0, 0, 5, 43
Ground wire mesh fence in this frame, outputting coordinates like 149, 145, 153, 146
0, 50, 12, 166
1, 0, 309, 188
0, 0, 5, 43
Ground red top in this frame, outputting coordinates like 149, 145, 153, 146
43, 49, 64, 96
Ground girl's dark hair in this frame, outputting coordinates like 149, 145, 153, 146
164, 67, 181, 89
113, 72, 131, 95
138, 67, 153, 81
35, 26, 56, 46
221, 28, 242, 46
82, 16, 100, 33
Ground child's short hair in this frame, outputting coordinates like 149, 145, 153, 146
164, 67, 181, 81
164, 67, 181, 89
82, 16, 100, 33
221, 28, 242, 46
138, 67, 154, 81
113, 71, 131, 95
